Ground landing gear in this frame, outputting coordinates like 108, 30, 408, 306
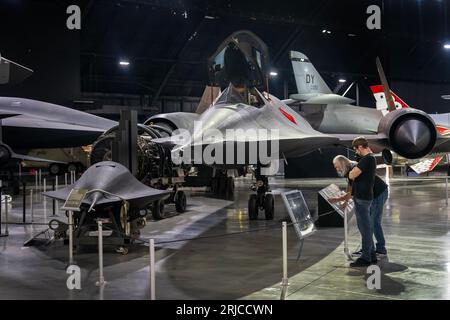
211, 170, 235, 200
264, 193, 274, 220
174, 190, 187, 213
151, 199, 165, 220
248, 194, 258, 220
247, 170, 274, 220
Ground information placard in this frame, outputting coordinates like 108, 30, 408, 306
318, 184, 355, 220
281, 190, 316, 240
61, 188, 88, 212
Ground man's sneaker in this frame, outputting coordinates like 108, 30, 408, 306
376, 250, 387, 257
351, 249, 362, 257
350, 258, 371, 267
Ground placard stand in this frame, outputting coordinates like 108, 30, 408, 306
318, 184, 355, 261
280, 190, 316, 260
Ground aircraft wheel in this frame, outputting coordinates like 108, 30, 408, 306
248, 194, 258, 220
67, 162, 77, 174
49, 163, 63, 176
210, 177, 218, 195
151, 199, 165, 220
225, 177, 235, 200
264, 193, 274, 220
174, 191, 187, 213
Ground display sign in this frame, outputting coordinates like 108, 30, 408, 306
61, 188, 88, 212
318, 184, 355, 220
281, 190, 316, 240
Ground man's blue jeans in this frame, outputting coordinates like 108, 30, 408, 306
354, 198, 375, 262
370, 188, 388, 254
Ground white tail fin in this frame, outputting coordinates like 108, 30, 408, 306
370, 85, 410, 115
290, 51, 332, 95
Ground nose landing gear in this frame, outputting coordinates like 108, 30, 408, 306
248, 174, 274, 220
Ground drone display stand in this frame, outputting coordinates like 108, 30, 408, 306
318, 184, 355, 261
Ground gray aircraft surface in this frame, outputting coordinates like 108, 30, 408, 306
289, 50, 450, 163
0, 54, 116, 167
93, 30, 447, 220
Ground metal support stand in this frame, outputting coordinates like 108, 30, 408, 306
96, 220, 106, 287
68, 210, 74, 265
343, 208, 353, 261
280, 222, 289, 300
30, 189, 34, 223
149, 239, 156, 300
0, 185, 7, 237
52, 179, 56, 216
296, 239, 304, 261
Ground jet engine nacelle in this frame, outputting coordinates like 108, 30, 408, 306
378, 109, 437, 159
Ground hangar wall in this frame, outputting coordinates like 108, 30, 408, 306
0, 1, 80, 107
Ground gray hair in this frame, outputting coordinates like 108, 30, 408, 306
332, 155, 357, 177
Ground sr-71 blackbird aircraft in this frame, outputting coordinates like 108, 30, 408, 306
91, 30, 450, 220
0, 53, 116, 169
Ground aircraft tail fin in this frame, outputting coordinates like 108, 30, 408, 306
370, 85, 410, 115
409, 156, 443, 174
290, 51, 332, 96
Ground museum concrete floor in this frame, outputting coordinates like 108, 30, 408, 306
1, 175, 450, 300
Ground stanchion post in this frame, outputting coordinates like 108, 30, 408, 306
446, 177, 448, 206
52, 179, 55, 216
69, 210, 74, 265
30, 189, 34, 223
65, 173, 68, 187
0, 185, 2, 236
55, 175, 59, 216
38, 169, 42, 201
22, 181, 26, 223
4, 193, 9, 236
343, 207, 353, 261
280, 222, 288, 300
43, 178, 47, 223
34, 171, 38, 202
96, 220, 105, 287
150, 239, 156, 300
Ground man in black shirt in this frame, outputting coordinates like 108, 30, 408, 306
331, 155, 388, 257
347, 137, 378, 267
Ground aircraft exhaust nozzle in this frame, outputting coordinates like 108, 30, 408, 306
394, 119, 431, 154
378, 109, 436, 159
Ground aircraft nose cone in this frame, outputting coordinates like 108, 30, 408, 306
394, 119, 431, 154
